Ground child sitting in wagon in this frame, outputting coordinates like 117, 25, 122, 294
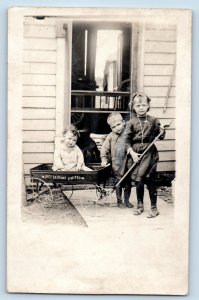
53, 125, 92, 171
125, 92, 165, 218
100, 112, 133, 208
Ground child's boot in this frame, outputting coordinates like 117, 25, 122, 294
134, 182, 144, 215
124, 187, 133, 208
125, 202, 134, 208
134, 202, 144, 215
147, 206, 159, 218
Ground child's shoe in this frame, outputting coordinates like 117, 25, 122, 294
134, 203, 144, 215
125, 202, 134, 208
147, 207, 159, 218
118, 202, 126, 208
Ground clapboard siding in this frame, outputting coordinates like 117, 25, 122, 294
23, 97, 56, 108
23, 131, 55, 142
23, 86, 56, 97
144, 65, 176, 76
142, 24, 176, 172
23, 120, 55, 130
144, 76, 176, 86
157, 161, 175, 172
23, 50, 56, 63
24, 25, 56, 38
145, 29, 176, 41
23, 38, 57, 50
150, 98, 175, 108
23, 74, 56, 86
23, 62, 56, 74
23, 17, 57, 176
23, 153, 54, 164
144, 87, 175, 97
156, 140, 175, 151
23, 108, 56, 119
145, 41, 176, 53
159, 151, 175, 161
144, 53, 175, 65
145, 24, 176, 30
23, 143, 55, 153
148, 108, 175, 118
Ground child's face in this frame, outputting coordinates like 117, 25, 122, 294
110, 119, 125, 135
64, 131, 77, 148
133, 96, 149, 117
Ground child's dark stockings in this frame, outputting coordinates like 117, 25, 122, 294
136, 180, 157, 209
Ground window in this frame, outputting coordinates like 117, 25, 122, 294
70, 22, 133, 155
71, 21, 132, 126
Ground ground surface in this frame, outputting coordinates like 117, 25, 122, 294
8, 185, 186, 295
22, 185, 173, 227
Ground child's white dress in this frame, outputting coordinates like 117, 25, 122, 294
53, 144, 92, 171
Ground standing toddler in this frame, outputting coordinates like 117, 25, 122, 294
101, 112, 133, 208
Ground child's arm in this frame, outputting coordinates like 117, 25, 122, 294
100, 135, 111, 166
127, 148, 141, 163
76, 146, 85, 170
53, 148, 64, 171
125, 120, 140, 162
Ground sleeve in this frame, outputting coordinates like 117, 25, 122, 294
76, 146, 85, 166
100, 134, 111, 165
124, 120, 134, 151
154, 118, 166, 140
53, 147, 64, 170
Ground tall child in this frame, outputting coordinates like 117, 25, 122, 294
101, 112, 133, 208
125, 92, 165, 217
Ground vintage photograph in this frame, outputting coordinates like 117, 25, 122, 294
7, 7, 191, 295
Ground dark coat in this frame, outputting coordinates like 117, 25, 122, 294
124, 115, 165, 182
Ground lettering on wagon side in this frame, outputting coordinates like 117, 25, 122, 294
51, 175, 85, 180
66, 176, 86, 181
41, 175, 53, 179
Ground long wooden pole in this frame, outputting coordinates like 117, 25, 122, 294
113, 127, 167, 190
163, 57, 176, 113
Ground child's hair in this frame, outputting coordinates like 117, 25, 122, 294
129, 92, 151, 113
107, 112, 124, 126
63, 124, 80, 138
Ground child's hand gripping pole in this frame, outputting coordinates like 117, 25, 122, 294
112, 122, 172, 192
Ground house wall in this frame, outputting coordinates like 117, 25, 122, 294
22, 17, 176, 175
23, 17, 57, 175
139, 23, 176, 172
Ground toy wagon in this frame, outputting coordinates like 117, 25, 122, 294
25, 163, 112, 216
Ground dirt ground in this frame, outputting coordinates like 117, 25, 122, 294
11, 185, 183, 295
21, 185, 173, 227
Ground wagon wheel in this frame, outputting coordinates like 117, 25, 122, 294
24, 177, 53, 216
71, 112, 85, 125
95, 185, 113, 210
61, 184, 74, 201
